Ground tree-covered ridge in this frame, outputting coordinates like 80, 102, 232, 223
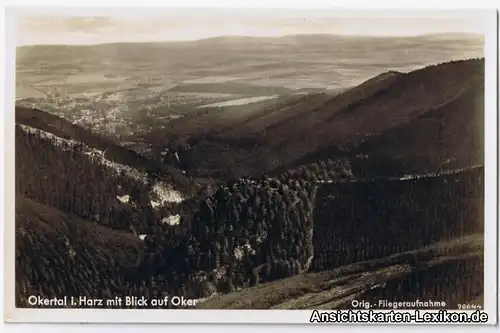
16, 106, 200, 196
16, 124, 185, 234
15, 195, 144, 307
136, 157, 356, 297
14, 57, 485, 308
313, 166, 484, 270
15, 119, 356, 303
196, 234, 483, 310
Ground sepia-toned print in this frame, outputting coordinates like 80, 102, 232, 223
6, 7, 496, 322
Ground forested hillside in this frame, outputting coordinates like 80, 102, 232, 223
16, 106, 199, 196
197, 234, 483, 309
313, 167, 484, 270
14, 114, 356, 303
141, 59, 484, 181
14, 57, 485, 309
15, 195, 144, 307
16, 124, 188, 234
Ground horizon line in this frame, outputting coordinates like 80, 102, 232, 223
16, 31, 485, 48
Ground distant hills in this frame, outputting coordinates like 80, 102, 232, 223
17, 33, 483, 81
17, 32, 484, 49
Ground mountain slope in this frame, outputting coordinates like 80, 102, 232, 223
249, 69, 405, 144
352, 77, 484, 171
312, 166, 484, 271
267, 58, 484, 171
146, 58, 484, 181
14, 53, 485, 309
15, 109, 202, 235
196, 234, 483, 310
16, 106, 198, 196
15, 194, 144, 307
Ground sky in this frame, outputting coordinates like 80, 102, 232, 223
12, 8, 488, 46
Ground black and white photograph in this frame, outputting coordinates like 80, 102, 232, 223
4, 6, 498, 324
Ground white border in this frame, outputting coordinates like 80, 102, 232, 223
482, 3, 499, 329
1, 0, 499, 329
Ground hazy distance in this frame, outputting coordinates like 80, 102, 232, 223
13, 8, 488, 46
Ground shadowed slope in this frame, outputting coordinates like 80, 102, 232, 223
196, 234, 483, 310
141, 59, 484, 181
15, 194, 144, 307
15, 106, 198, 195
274, 59, 484, 171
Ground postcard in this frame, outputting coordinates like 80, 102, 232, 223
3, 6, 498, 325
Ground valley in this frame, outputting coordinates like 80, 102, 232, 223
13, 33, 485, 310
